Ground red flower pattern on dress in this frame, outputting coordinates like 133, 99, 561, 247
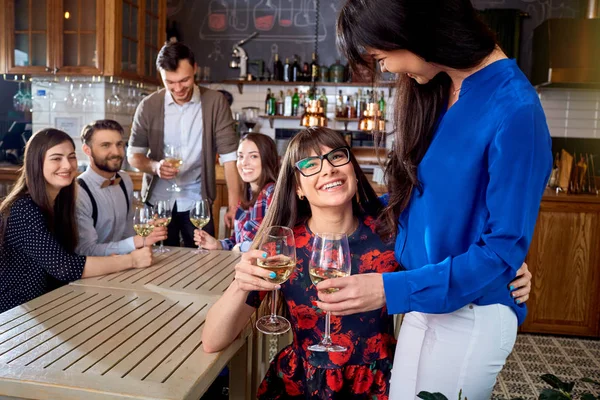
293, 304, 319, 330
245, 215, 399, 399
353, 367, 375, 394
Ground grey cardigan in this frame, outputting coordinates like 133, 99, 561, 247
128, 86, 238, 203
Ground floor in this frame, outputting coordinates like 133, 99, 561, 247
493, 334, 600, 399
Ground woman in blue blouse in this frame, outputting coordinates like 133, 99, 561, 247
317, 0, 552, 398
0, 129, 153, 313
193, 133, 279, 252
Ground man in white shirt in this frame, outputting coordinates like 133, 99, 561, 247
128, 41, 241, 247
76, 120, 167, 256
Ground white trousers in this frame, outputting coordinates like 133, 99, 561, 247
389, 303, 517, 400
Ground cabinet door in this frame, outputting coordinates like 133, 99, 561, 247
55, 0, 104, 74
119, 0, 142, 78
140, 0, 165, 82
522, 203, 600, 337
5, 0, 53, 73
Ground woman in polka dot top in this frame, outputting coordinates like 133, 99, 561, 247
0, 128, 153, 313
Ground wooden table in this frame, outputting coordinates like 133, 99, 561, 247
0, 249, 250, 400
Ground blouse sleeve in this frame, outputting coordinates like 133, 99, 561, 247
240, 183, 275, 244
9, 199, 86, 282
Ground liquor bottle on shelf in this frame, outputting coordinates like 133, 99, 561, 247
310, 53, 319, 83
265, 88, 272, 114
319, 89, 328, 111
283, 57, 291, 82
336, 90, 344, 118
276, 90, 284, 115
292, 57, 300, 82
292, 88, 300, 116
268, 91, 277, 116
298, 91, 306, 115
284, 90, 293, 116
379, 91, 386, 119
302, 62, 310, 82
273, 53, 283, 81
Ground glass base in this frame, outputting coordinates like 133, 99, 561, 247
191, 248, 208, 254
153, 247, 171, 254
256, 315, 291, 335
166, 185, 181, 192
307, 342, 347, 352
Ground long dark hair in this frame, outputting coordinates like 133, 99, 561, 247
0, 128, 79, 252
239, 133, 279, 209
253, 127, 384, 244
337, 0, 497, 237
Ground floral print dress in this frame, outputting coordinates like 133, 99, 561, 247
246, 215, 400, 399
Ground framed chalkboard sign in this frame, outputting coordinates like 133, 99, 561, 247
167, 0, 342, 82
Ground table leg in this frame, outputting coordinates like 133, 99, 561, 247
228, 339, 251, 400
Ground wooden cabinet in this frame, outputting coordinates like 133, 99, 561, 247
521, 198, 600, 337
4, 0, 54, 74
1, 0, 166, 83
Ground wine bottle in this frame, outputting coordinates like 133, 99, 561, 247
273, 53, 283, 81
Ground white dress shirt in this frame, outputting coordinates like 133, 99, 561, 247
75, 167, 136, 256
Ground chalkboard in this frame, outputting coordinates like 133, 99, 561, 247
167, 0, 343, 82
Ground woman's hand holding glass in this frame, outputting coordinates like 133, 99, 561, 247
233, 250, 282, 292
194, 229, 222, 250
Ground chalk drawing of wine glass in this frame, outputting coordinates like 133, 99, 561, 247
230, 0, 250, 31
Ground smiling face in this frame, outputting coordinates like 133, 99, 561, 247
368, 48, 440, 84
160, 59, 197, 104
85, 129, 125, 174
43, 141, 77, 196
237, 139, 262, 190
296, 145, 357, 213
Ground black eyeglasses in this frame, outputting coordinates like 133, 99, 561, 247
294, 147, 351, 177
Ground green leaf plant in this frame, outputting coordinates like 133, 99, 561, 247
416, 375, 600, 400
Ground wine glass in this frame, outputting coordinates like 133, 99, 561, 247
164, 144, 183, 192
308, 232, 351, 352
189, 199, 211, 254
133, 205, 155, 247
152, 200, 172, 254
255, 226, 296, 335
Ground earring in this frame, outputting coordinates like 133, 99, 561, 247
298, 194, 304, 200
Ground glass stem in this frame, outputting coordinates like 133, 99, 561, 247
270, 289, 278, 319
159, 240, 164, 250
142, 237, 146, 247
323, 311, 332, 344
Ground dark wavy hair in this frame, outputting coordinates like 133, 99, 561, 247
337, 0, 497, 237
0, 129, 79, 252
239, 133, 279, 209
253, 127, 385, 244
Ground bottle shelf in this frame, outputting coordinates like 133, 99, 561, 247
221, 79, 395, 94
334, 117, 388, 131
259, 115, 302, 128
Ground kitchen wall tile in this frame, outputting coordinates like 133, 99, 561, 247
546, 118, 567, 129
541, 99, 569, 110
548, 126, 566, 138
567, 119, 597, 130
565, 128, 596, 139
569, 100, 598, 111
568, 110, 598, 120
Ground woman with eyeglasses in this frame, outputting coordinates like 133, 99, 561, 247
201, 127, 532, 399
322, 0, 552, 397
193, 133, 279, 252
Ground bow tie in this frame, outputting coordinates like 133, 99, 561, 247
101, 177, 122, 189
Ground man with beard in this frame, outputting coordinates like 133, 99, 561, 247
76, 120, 167, 256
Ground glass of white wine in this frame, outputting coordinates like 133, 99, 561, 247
308, 232, 351, 352
164, 144, 183, 192
153, 200, 172, 254
190, 199, 210, 254
255, 226, 296, 335
133, 205, 155, 247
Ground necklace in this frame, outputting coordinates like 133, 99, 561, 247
452, 86, 462, 96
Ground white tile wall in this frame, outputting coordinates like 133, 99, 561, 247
31, 77, 155, 162
539, 88, 600, 138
